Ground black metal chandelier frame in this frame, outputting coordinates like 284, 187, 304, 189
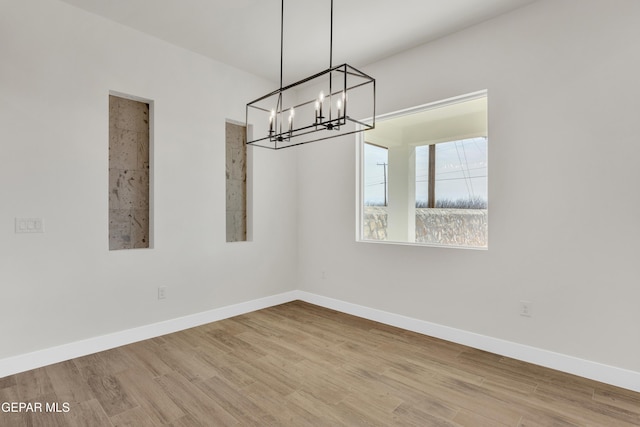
246, 0, 376, 149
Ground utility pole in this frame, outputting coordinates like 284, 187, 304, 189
377, 162, 388, 206
428, 145, 436, 208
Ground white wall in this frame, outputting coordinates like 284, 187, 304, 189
0, 0, 298, 359
297, 0, 640, 373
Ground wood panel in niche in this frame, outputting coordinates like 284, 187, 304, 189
226, 122, 247, 242
109, 95, 150, 250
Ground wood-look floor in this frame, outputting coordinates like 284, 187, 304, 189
1, 301, 639, 426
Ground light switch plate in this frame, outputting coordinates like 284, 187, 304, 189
15, 218, 44, 233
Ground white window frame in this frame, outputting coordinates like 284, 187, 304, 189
356, 90, 488, 249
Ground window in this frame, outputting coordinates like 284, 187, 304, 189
357, 91, 488, 248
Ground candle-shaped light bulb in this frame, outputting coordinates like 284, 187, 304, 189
315, 100, 320, 123
288, 108, 294, 132
337, 99, 342, 117
269, 109, 275, 133
318, 92, 324, 120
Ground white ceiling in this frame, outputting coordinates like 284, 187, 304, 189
59, 0, 538, 84
366, 96, 487, 148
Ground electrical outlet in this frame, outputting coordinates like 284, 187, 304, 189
519, 300, 532, 317
158, 286, 167, 300
15, 217, 44, 233
321, 271, 326, 280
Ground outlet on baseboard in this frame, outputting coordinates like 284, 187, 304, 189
158, 286, 167, 300
519, 300, 532, 317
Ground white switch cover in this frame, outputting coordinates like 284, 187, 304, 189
15, 218, 44, 233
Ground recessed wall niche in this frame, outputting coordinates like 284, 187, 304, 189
109, 94, 151, 250
226, 122, 247, 242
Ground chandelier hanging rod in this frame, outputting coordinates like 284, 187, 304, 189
277, 0, 335, 89
279, 0, 284, 90
329, 0, 333, 69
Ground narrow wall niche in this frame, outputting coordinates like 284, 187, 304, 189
226, 122, 247, 242
109, 95, 151, 250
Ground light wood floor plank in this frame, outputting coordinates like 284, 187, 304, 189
1, 300, 639, 426
593, 386, 640, 413
243, 381, 322, 427
0, 385, 30, 427
0, 375, 17, 390
109, 405, 158, 427
113, 367, 185, 425
453, 407, 513, 427
193, 375, 267, 426
44, 360, 95, 404
392, 402, 464, 427
116, 339, 173, 378
25, 392, 67, 427
155, 371, 239, 426
63, 399, 113, 427
15, 367, 55, 401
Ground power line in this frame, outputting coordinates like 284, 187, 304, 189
461, 141, 475, 198
415, 165, 486, 179
453, 141, 472, 198
416, 175, 487, 183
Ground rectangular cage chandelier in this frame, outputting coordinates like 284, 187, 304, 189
246, 0, 375, 150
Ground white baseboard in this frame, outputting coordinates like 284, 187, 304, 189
0, 291, 298, 379
2, 289, 639, 394
296, 291, 640, 393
